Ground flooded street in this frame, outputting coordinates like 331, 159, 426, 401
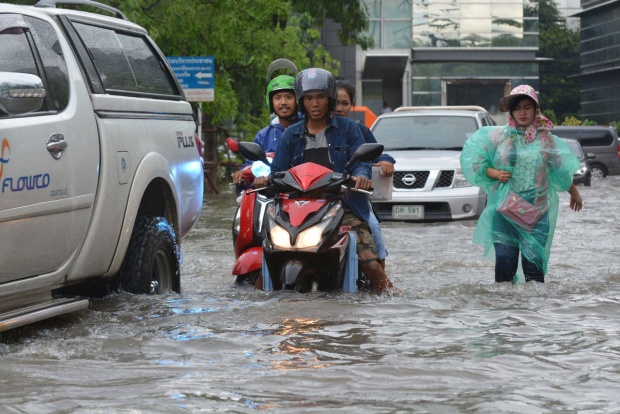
1, 177, 620, 413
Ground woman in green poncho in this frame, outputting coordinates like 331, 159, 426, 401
460, 85, 584, 283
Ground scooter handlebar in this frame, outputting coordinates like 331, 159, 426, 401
341, 184, 374, 195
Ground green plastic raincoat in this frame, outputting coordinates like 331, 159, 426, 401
460, 126, 580, 280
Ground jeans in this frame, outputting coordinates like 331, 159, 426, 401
494, 243, 544, 283
492, 212, 548, 283
368, 210, 387, 260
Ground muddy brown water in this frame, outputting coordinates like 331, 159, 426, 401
1, 177, 619, 413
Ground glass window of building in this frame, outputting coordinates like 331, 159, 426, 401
403, 0, 538, 48
366, 0, 413, 48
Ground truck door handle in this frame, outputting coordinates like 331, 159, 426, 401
47, 134, 68, 160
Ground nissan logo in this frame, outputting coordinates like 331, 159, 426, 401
402, 173, 416, 186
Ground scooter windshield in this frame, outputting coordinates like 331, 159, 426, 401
251, 159, 272, 177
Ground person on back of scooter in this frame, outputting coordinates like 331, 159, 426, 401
231, 75, 301, 188
335, 77, 395, 272
254, 68, 396, 295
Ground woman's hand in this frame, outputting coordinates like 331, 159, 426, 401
568, 184, 583, 211
570, 194, 583, 211
487, 167, 511, 183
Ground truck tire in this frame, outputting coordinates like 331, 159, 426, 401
120, 216, 180, 294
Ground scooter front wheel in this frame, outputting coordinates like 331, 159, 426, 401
235, 270, 261, 287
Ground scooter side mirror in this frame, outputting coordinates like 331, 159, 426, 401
344, 143, 384, 171
225, 137, 240, 153
238, 141, 271, 165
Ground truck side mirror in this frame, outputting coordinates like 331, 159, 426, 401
0, 72, 46, 116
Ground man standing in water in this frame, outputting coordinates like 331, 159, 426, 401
255, 68, 396, 294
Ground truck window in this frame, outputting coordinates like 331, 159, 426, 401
72, 22, 177, 96
0, 28, 37, 76
0, 16, 69, 115
24, 16, 69, 112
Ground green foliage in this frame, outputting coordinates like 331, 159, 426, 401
610, 121, 620, 134
5, 0, 367, 159
542, 109, 557, 125
561, 116, 582, 126
292, 0, 374, 50
101, 0, 352, 141
582, 119, 597, 126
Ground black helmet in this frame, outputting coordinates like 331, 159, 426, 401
294, 68, 337, 114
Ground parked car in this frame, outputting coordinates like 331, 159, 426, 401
560, 138, 593, 186
552, 126, 620, 178
369, 106, 495, 221
0, 1, 203, 331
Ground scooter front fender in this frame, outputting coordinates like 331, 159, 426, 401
232, 246, 262, 275
282, 260, 304, 286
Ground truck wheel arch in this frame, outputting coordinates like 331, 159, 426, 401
109, 154, 180, 276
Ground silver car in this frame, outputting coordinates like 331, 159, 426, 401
370, 106, 495, 221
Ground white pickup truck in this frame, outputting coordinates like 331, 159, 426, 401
0, 0, 204, 331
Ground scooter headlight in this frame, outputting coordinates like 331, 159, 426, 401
271, 224, 292, 249
267, 202, 342, 250
295, 220, 331, 249
294, 202, 342, 249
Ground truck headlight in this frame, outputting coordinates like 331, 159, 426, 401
453, 168, 471, 188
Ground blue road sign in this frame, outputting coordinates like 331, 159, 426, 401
167, 56, 214, 102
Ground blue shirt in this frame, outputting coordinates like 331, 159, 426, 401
241, 113, 302, 169
270, 116, 372, 220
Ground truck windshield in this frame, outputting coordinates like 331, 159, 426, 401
371, 115, 479, 150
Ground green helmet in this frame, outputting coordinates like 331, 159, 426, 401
266, 75, 296, 113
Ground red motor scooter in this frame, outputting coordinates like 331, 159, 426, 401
226, 138, 273, 285
236, 141, 383, 293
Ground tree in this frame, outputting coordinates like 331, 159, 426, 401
105, 0, 372, 190
537, 0, 581, 121
291, 0, 373, 50
7, 0, 371, 138
106, 0, 373, 140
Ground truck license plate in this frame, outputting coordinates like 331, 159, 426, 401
392, 205, 424, 219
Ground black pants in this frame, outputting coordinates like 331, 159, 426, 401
492, 213, 548, 283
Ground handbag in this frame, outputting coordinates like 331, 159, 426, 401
497, 191, 542, 231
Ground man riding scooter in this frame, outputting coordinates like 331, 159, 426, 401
231, 74, 302, 187
228, 66, 303, 286
254, 68, 396, 295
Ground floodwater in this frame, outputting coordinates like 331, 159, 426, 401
1, 177, 620, 413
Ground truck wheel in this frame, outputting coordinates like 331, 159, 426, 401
121, 216, 180, 294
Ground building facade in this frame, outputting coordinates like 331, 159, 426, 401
323, 0, 546, 125
574, 0, 620, 124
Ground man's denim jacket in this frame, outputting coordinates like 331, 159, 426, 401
270, 115, 372, 221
